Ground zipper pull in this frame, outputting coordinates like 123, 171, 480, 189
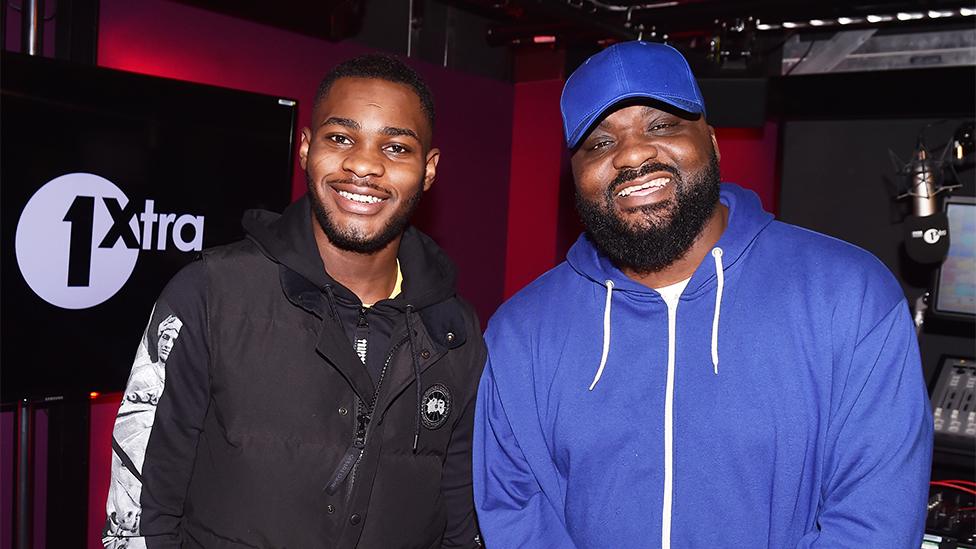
355, 411, 370, 448
324, 444, 363, 495
355, 307, 368, 365
354, 399, 370, 449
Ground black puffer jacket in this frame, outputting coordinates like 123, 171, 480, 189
102, 196, 486, 548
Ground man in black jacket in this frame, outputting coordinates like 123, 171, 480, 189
104, 54, 486, 548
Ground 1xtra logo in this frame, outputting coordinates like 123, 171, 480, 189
15, 173, 205, 310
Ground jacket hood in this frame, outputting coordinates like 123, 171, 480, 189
567, 183, 774, 298
241, 194, 458, 312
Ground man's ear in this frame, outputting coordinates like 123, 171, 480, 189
299, 127, 312, 170
422, 148, 440, 192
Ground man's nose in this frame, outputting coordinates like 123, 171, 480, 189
612, 137, 658, 171
342, 145, 385, 179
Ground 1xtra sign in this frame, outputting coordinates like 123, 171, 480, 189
15, 173, 205, 310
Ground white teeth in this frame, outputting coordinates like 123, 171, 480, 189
617, 177, 670, 197
338, 190, 383, 204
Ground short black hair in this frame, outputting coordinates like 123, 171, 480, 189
315, 53, 435, 131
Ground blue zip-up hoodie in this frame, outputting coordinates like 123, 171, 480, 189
474, 184, 933, 548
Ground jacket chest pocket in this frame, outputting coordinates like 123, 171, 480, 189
211, 337, 355, 442
377, 378, 458, 458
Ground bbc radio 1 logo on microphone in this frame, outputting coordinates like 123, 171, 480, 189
15, 173, 204, 310
912, 227, 948, 244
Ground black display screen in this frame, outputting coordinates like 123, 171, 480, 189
1, 52, 295, 400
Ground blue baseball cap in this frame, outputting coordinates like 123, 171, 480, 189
560, 41, 706, 149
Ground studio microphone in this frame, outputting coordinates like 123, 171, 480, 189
897, 140, 954, 264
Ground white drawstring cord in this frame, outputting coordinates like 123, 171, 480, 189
588, 279, 614, 391
710, 248, 724, 375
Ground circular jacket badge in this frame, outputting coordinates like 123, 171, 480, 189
421, 384, 452, 430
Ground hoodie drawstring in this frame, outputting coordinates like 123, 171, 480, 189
325, 285, 423, 452
588, 280, 615, 391
323, 284, 341, 321
405, 305, 422, 453
710, 248, 724, 375
588, 246, 726, 390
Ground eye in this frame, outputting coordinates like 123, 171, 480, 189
385, 143, 410, 155
649, 122, 677, 132
588, 139, 614, 151
327, 134, 352, 145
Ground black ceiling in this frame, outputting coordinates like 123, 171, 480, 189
453, 0, 976, 43
173, 0, 975, 81
176, 0, 974, 44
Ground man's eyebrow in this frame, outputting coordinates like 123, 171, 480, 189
642, 106, 672, 119
381, 126, 420, 141
320, 117, 360, 129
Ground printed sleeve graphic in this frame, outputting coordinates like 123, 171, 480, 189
103, 306, 183, 548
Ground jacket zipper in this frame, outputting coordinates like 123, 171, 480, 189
326, 335, 409, 497
354, 307, 368, 365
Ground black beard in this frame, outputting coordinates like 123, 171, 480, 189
307, 173, 423, 255
575, 151, 721, 275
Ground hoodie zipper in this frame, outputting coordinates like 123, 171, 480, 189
354, 307, 369, 365
326, 335, 409, 497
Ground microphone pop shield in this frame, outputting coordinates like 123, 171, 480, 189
904, 212, 950, 264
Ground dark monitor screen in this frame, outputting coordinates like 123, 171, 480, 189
1, 52, 295, 400
933, 196, 976, 320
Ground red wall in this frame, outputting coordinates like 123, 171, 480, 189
504, 80, 566, 298
87, 395, 121, 548
715, 122, 780, 214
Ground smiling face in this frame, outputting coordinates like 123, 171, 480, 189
571, 102, 722, 274
300, 77, 439, 255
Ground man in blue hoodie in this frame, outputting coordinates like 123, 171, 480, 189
473, 41, 933, 548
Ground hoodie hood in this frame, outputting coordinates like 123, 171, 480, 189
568, 183, 774, 393
567, 183, 774, 298
241, 194, 458, 312
244, 195, 466, 456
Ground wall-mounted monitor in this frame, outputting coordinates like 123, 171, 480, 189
1, 52, 296, 400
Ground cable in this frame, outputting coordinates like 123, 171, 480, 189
784, 38, 816, 76
760, 30, 798, 57
930, 481, 976, 496
586, 0, 678, 12
937, 479, 976, 486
